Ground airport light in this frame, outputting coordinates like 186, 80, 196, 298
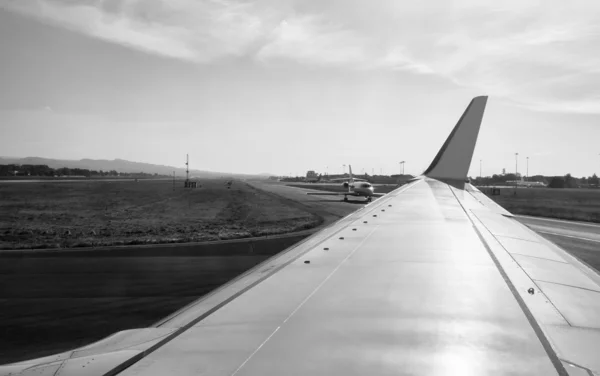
343, 164, 346, 175
400, 161, 405, 175
515, 153, 519, 191
526, 157, 529, 182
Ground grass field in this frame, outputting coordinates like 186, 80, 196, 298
0, 179, 320, 250
481, 187, 600, 223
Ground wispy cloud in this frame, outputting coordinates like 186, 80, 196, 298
3, 0, 600, 113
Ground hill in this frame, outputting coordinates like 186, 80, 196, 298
0, 157, 267, 179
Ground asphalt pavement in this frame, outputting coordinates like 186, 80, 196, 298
515, 215, 600, 243
246, 180, 363, 225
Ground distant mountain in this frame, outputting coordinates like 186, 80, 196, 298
0, 157, 268, 179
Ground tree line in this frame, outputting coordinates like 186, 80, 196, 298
0, 164, 169, 178
471, 173, 599, 188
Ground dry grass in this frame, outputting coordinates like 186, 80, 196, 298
0, 179, 320, 250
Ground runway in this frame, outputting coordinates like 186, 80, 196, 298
246, 180, 363, 225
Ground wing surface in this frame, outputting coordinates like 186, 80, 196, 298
4, 96, 600, 376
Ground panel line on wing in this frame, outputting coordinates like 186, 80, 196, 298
510, 253, 570, 264
468, 209, 573, 327
534, 280, 600, 295
448, 185, 569, 376
283, 225, 379, 324
227, 225, 379, 376
559, 359, 595, 376
230, 326, 281, 376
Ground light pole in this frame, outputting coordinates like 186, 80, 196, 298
400, 161, 405, 175
479, 159, 482, 179
526, 157, 529, 182
515, 153, 519, 191
343, 164, 346, 176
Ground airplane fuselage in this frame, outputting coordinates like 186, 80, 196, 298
346, 182, 375, 200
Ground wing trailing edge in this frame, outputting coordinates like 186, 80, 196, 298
423, 96, 488, 181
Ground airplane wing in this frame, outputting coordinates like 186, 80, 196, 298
4, 96, 600, 376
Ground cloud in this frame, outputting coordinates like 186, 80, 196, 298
3, 0, 600, 113
2, 0, 279, 62
255, 16, 370, 66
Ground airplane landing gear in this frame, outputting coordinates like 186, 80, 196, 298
344, 196, 348, 202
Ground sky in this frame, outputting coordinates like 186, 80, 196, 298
1, 0, 599, 177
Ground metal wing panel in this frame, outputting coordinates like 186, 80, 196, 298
121, 179, 560, 376
456, 184, 600, 375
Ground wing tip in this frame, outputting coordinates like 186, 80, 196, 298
423, 95, 488, 181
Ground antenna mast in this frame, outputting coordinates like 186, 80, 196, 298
186, 154, 189, 182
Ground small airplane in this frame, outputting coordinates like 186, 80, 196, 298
506, 176, 547, 188
306, 165, 384, 202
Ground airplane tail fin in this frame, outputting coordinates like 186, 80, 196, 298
349, 165, 353, 182
423, 96, 488, 181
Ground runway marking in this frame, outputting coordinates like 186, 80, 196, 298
537, 230, 600, 244
516, 215, 600, 229
229, 225, 378, 375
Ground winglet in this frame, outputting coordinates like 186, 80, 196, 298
423, 96, 488, 181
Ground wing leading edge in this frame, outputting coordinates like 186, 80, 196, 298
5, 96, 600, 376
